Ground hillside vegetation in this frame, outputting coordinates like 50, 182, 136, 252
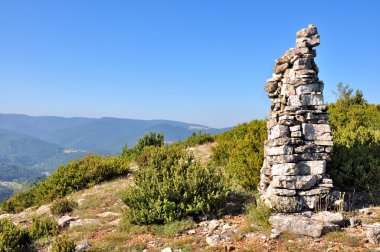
327, 83, 380, 192
1, 155, 130, 213
1, 84, 380, 251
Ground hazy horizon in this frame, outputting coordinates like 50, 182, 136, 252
1, 1, 379, 128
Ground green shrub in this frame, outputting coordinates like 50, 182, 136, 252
213, 120, 267, 190
1, 155, 130, 213
183, 132, 214, 147
150, 220, 195, 237
246, 201, 272, 231
121, 145, 230, 224
51, 235, 76, 252
122, 132, 165, 159
327, 84, 380, 191
0, 218, 31, 252
0, 190, 35, 214
50, 199, 78, 216
28, 216, 58, 240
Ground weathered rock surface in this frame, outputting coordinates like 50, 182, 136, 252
206, 235, 221, 246
365, 223, 380, 244
311, 211, 344, 226
58, 215, 79, 228
259, 24, 334, 213
269, 213, 340, 238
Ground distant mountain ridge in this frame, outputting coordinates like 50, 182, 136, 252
0, 113, 230, 201
0, 114, 228, 153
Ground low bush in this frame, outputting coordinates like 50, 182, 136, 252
0, 218, 31, 252
245, 201, 272, 231
121, 145, 230, 224
212, 120, 267, 190
50, 199, 78, 216
0, 190, 35, 214
122, 132, 165, 160
150, 220, 195, 237
1, 155, 130, 213
51, 235, 76, 252
28, 216, 58, 240
327, 84, 380, 192
183, 132, 214, 147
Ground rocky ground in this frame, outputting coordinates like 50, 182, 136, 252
1, 143, 380, 251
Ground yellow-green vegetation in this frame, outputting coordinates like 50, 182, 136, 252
149, 220, 195, 237
0, 216, 60, 251
122, 132, 165, 160
324, 231, 362, 247
119, 219, 195, 238
327, 83, 380, 192
28, 216, 58, 240
182, 132, 215, 147
51, 199, 78, 216
0, 218, 31, 252
121, 145, 230, 224
245, 200, 272, 232
212, 120, 267, 190
51, 235, 76, 252
1, 155, 130, 213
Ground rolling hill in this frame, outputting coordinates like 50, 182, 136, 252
0, 114, 229, 201
0, 114, 228, 154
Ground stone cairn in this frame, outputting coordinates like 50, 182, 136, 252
259, 24, 334, 213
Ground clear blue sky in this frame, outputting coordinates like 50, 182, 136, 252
0, 1, 379, 128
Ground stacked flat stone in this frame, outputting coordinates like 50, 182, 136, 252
259, 24, 334, 213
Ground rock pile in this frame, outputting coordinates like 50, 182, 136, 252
259, 24, 334, 213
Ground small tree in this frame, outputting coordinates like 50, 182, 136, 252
122, 132, 165, 159
121, 145, 229, 224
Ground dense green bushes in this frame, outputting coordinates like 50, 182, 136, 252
51, 235, 76, 252
121, 145, 230, 224
0, 219, 31, 252
0, 217, 60, 251
1, 155, 130, 213
28, 216, 58, 240
183, 132, 215, 146
212, 120, 267, 190
122, 132, 164, 159
50, 199, 78, 216
327, 84, 380, 191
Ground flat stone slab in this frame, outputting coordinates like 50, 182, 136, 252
58, 215, 79, 228
269, 213, 340, 238
271, 175, 321, 190
365, 223, 380, 244
311, 211, 344, 226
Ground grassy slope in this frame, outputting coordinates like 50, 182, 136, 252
1, 143, 379, 251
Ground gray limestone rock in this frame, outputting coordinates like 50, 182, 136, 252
302, 123, 331, 141
365, 223, 380, 244
272, 163, 298, 176
296, 83, 323, 94
311, 211, 344, 226
260, 24, 333, 213
266, 154, 298, 165
271, 175, 321, 190
267, 186, 297, 196
58, 215, 79, 228
274, 63, 289, 74
265, 81, 278, 93
269, 214, 339, 238
206, 234, 221, 246
298, 160, 326, 175
296, 26, 318, 38
263, 194, 304, 213
265, 145, 293, 156
269, 125, 290, 139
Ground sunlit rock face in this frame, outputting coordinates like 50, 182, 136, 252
259, 24, 334, 213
